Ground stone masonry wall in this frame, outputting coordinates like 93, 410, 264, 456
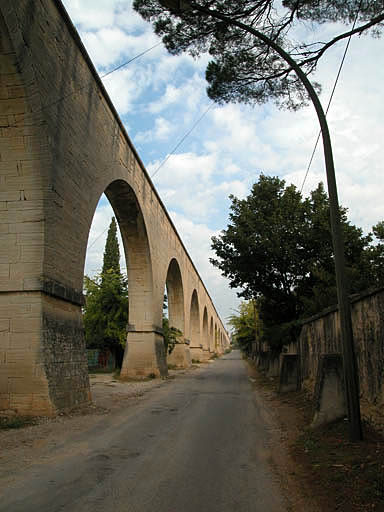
300, 287, 384, 415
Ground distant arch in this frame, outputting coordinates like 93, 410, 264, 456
189, 290, 201, 349
202, 307, 209, 351
209, 317, 214, 352
214, 323, 218, 351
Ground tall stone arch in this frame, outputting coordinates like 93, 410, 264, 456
214, 323, 219, 352
165, 258, 190, 368
104, 181, 167, 379
189, 290, 202, 361
209, 317, 214, 352
201, 307, 210, 361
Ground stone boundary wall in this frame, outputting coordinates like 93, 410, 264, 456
299, 286, 384, 412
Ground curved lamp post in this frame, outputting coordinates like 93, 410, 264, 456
159, 0, 362, 441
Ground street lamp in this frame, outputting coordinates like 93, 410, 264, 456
159, 0, 362, 441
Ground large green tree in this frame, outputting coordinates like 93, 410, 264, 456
211, 176, 377, 348
83, 217, 128, 368
133, 0, 384, 110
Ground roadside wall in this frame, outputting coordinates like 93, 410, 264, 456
299, 287, 384, 419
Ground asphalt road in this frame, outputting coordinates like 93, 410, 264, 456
0, 351, 287, 512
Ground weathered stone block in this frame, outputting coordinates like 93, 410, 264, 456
121, 331, 168, 379
279, 354, 300, 393
167, 343, 191, 368
311, 354, 346, 429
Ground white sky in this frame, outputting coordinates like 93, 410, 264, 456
62, 0, 384, 329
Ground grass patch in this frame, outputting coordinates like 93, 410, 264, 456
191, 359, 201, 364
167, 363, 178, 370
0, 416, 37, 430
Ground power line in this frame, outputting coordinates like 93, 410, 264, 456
10, 43, 160, 125
100, 42, 162, 79
150, 103, 215, 179
300, 7, 361, 193
87, 226, 109, 250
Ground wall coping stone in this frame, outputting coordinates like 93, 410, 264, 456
300, 285, 384, 326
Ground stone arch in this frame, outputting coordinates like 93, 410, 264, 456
189, 290, 202, 361
165, 259, 190, 368
164, 258, 184, 333
101, 180, 166, 379
214, 323, 218, 352
202, 307, 209, 360
104, 181, 153, 329
209, 317, 214, 352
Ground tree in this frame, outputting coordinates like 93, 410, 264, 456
133, 0, 384, 110
211, 176, 376, 348
83, 217, 128, 368
228, 300, 261, 356
297, 183, 373, 316
211, 175, 308, 336
367, 221, 384, 284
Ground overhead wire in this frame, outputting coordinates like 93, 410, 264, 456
100, 42, 162, 79
87, 225, 109, 250
299, 6, 362, 193
10, 42, 161, 126
150, 102, 215, 179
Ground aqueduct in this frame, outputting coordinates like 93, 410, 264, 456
0, 0, 230, 416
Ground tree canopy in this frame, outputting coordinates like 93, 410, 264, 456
133, 0, 384, 109
211, 175, 381, 348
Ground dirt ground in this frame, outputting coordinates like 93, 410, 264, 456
246, 361, 384, 512
1, 359, 383, 511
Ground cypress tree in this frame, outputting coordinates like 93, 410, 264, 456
102, 217, 120, 275
83, 216, 128, 369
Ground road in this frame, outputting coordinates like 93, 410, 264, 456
0, 351, 287, 512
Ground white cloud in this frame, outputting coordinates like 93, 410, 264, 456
63, 0, 119, 30
148, 73, 207, 114
135, 116, 173, 143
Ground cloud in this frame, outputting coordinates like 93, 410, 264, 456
63, 0, 120, 30
148, 73, 207, 114
135, 116, 173, 143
